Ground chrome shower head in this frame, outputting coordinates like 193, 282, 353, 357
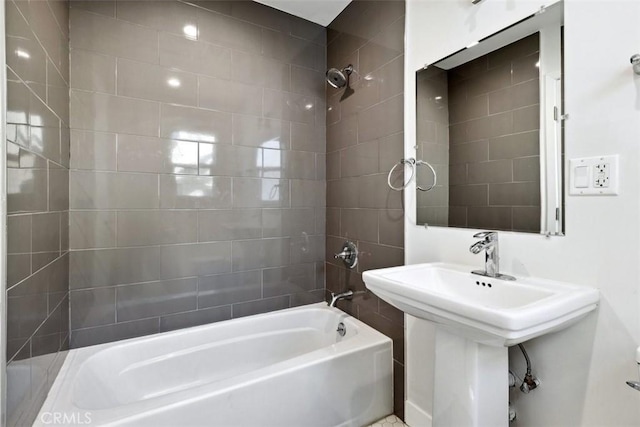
326, 65, 353, 89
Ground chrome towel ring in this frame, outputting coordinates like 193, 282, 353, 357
387, 158, 416, 191
416, 160, 437, 192
387, 157, 437, 192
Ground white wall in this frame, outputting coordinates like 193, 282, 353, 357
404, 0, 640, 426
1, 0, 7, 423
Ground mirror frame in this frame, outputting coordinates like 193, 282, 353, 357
414, 1, 564, 236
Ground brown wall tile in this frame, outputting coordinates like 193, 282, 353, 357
489, 182, 541, 206
513, 156, 541, 182
489, 131, 539, 160
450, 184, 489, 206
159, 306, 232, 332
513, 206, 542, 232
467, 159, 513, 184
70, 318, 159, 348
69, 0, 326, 350
326, 2, 405, 417
467, 206, 513, 230
116, 278, 198, 322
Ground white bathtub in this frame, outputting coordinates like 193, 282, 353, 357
34, 303, 393, 426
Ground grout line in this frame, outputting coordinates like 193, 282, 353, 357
114, 286, 118, 323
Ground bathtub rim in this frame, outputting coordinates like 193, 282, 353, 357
68, 302, 386, 356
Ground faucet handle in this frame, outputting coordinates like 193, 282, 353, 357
473, 231, 497, 240
334, 241, 358, 269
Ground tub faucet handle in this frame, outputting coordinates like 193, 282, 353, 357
334, 249, 351, 259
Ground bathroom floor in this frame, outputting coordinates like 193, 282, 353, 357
369, 415, 407, 427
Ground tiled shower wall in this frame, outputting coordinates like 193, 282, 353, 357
325, 0, 406, 418
68, 0, 327, 347
5, 0, 70, 425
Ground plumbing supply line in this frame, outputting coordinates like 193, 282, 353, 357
518, 343, 532, 375
517, 343, 540, 393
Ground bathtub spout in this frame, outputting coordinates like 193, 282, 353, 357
329, 290, 354, 308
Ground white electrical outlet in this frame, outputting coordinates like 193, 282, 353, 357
569, 155, 619, 196
593, 163, 609, 188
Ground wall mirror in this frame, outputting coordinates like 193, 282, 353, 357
415, 2, 564, 235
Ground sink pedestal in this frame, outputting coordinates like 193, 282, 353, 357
362, 262, 599, 426
433, 328, 508, 427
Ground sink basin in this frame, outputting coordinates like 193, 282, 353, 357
363, 262, 599, 346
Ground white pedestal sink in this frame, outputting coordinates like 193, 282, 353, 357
362, 263, 599, 427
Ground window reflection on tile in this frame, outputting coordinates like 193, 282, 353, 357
7, 80, 30, 126
198, 143, 262, 177
160, 104, 232, 144
117, 135, 198, 175
8, 169, 48, 214
160, 175, 231, 209
262, 148, 283, 178
7, 123, 30, 149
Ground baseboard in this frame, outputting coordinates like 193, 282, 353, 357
404, 400, 432, 427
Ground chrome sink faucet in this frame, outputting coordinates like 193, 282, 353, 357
469, 231, 515, 281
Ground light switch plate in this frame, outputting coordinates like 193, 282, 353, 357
569, 155, 619, 196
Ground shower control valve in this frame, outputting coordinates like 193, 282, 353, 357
334, 241, 358, 269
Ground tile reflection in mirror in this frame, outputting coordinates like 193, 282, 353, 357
415, 3, 564, 235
